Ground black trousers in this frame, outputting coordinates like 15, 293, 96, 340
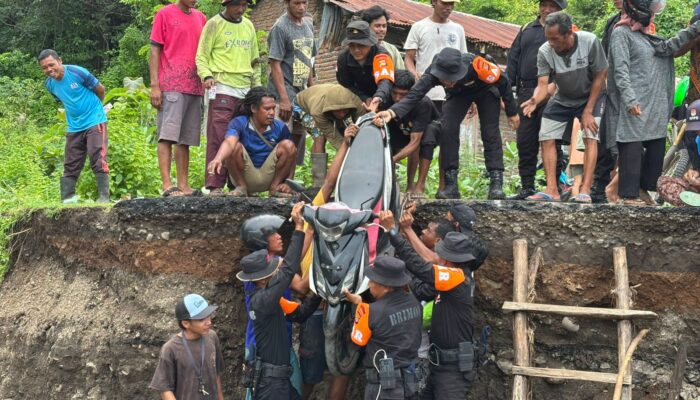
440, 88, 504, 172
617, 138, 665, 199
419, 368, 476, 400
255, 375, 299, 400
516, 87, 544, 179
593, 114, 617, 193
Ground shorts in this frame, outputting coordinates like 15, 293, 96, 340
156, 92, 203, 146
540, 95, 606, 143
232, 147, 279, 193
298, 311, 326, 385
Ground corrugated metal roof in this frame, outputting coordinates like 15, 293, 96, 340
327, 0, 520, 49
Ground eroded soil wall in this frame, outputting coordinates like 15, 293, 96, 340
0, 198, 698, 399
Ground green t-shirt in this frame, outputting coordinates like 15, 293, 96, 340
196, 14, 261, 89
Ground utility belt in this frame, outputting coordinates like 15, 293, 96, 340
243, 358, 292, 391
365, 364, 419, 394
518, 79, 538, 89
428, 342, 485, 372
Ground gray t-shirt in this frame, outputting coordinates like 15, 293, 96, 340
267, 13, 316, 101
149, 330, 224, 400
537, 31, 608, 107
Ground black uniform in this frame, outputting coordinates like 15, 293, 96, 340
389, 232, 477, 400
383, 96, 440, 159
336, 45, 393, 105
507, 18, 548, 181
249, 231, 322, 400
359, 290, 422, 400
593, 12, 623, 201
390, 53, 518, 172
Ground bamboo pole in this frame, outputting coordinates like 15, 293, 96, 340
512, 239, 529, 400
613, 329, 650, 400
613, 247, 632, 400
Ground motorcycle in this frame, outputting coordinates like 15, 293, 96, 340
293, 112, 400, 375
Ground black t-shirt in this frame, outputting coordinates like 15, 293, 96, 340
506, 18, 546, 86
387, 96, 438, 152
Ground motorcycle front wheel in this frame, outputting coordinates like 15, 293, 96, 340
324, 302, 361, 376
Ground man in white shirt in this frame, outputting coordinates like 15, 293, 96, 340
404, 0, 467, 112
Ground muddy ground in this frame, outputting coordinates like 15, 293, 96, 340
0, 198, 698, 399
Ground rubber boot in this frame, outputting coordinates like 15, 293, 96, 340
60, 176, 79, 204
488, 170, 505, 200
95, 173, 110, 203
436, 169, 461, 199
507, 175, 536, 200
311, 153, 328, 189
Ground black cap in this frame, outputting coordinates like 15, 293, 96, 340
430, 48, 468, 82
342, 20, 378, 47
542, 0, 568, 9
236, 250, 280, 281
364, 256, 411, 287
449, 203, 477, 231
435, 232, 477, 263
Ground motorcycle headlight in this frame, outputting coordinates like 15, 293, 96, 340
317, 220, 346, 242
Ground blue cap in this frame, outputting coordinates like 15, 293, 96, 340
175, 294, 218, 321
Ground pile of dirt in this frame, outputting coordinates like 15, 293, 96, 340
0, 198, 698, 399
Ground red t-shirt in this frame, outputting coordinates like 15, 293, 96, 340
150, 4, 207, 95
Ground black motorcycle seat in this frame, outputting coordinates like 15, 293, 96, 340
337, 123, 385, 210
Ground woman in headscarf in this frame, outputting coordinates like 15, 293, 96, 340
607, 0, 700, 205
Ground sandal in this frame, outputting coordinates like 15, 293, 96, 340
227, 187, 248, 197
162, 187, 184, 197
270, 191, 295, 198
618, 198, 647, 206
572, 193, 592, 204
526, 192, 560, 202
207, 188, 226, 197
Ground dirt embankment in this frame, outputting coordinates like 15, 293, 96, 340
0, 198, 698, 399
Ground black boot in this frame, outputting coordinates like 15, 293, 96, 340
436, 169, 461, 199
507, 176, 536, 200
488, 170, 505, 200
60, 176, 78, 204
95, 173, 110, 203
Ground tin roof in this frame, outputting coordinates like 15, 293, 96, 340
328, 0, 520, 49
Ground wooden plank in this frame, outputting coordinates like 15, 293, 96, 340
502, 302, 658, 320
512, 239, 529, 400
614, 247, 633, 400
667, 340, 689, 400
511, 366, 632, 385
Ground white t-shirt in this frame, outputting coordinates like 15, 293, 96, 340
404, 17, 468, 101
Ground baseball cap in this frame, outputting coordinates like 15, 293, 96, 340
544, 0, 568, 9
342, 20, 378, 47
449, 203, 477, 231
687, 99, 700, 131
176, 294, 218, 321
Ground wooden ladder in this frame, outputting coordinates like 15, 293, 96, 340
503, 239, 658, 400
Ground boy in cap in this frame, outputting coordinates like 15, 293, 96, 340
149, 294, 224, 400
374, 47, 520, 200
380, 210, 482, 399
343, 256, 422, 400
237, 202, 321, 400
336, 20, 395, 113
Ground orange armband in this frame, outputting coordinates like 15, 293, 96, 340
279, 297, 300, 315
373, 53, 395, 83
472, 56, 501, 84
433, 265, 465, 291
351, 303, 372, 346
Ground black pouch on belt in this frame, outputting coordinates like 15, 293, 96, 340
458, 342, 475, 372
378, 357, 397, 389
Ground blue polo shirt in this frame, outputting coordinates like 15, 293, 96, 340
225, 116, 291, 168
44, 65, 107, 133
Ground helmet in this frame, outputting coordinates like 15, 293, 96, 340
623, 0, 665, 27
240, 215, 285, 251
